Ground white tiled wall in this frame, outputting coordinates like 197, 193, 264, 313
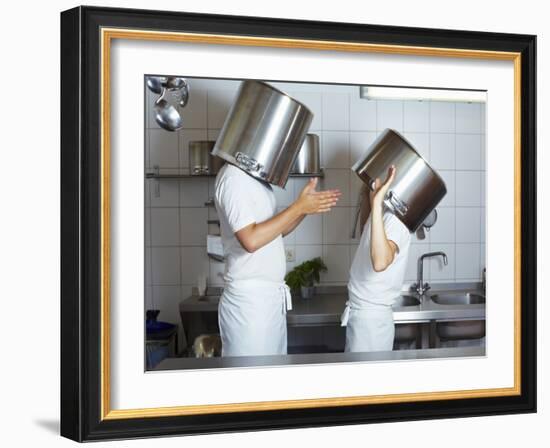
144, 78, 486, 311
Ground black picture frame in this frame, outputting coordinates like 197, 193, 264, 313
60, 5, 536, 442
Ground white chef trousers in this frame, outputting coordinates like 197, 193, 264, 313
218, 279, 292, 357
341, 292, 395, 352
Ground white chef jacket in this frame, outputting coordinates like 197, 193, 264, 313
215, 164, 286, 283
348, 211, 411, 307
342, 210, 411, 352
214, 164, 291, 357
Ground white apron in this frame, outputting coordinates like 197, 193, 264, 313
340, 292, 395, 352
218, 279, 292, 357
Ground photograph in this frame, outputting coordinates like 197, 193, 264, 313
144, 76, 487, 370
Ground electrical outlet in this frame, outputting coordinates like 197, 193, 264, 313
285, 248, 295, 262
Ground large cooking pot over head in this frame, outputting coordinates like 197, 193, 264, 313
211, 80, 313, 188
352, 128, 447, 233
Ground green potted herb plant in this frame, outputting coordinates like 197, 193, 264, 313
284, 257, 327, 299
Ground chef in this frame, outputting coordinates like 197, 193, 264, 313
341, 165, 412, 352
215, 164, 340, 357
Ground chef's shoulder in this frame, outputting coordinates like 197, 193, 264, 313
215, 164, 257, 198
383, 211, 412, 251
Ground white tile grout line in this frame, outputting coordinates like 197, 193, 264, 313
205, 89, 209, 139
420, 101, 430, 271
147, 125, 488, 136
347, 91, 353, 258
146, 204, 482, 210
452, 101, 457, 281
145, 87, 151, 169
144, 86, 153, 310
479, 102, 484, 273
197, 91, 208, 288
146, 241, 480, 248
424, 101, 431, 251
402, 100, 406, 133
176, 149, 184, 300
148, 182, 155, 309
320, 91, 325, 261
148, 164, 484, 173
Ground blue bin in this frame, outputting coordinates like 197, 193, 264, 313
146, 342, 170, 369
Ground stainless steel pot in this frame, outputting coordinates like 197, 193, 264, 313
352, 128, 447, 232
189, 141, 224, 175
211, 80, 313, 188
291, 133, 321, 174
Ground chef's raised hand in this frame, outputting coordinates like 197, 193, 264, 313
296, 178, 341, 214
234, 179, 340, 253
369, 165, 396, 208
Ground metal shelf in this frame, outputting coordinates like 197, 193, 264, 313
145, 169, 325, 180
287, 171, 325, 178
145, 173, 211, 179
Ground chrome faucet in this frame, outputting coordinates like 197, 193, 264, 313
412, 251, 448, 295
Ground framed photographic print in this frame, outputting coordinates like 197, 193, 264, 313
60, 5, 536, 442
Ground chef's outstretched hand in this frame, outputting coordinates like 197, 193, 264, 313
369, 165, 396, 208
295, 178, 341, 214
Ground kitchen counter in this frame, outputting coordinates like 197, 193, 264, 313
152, 345, 485, 371
179, 283, 485, 327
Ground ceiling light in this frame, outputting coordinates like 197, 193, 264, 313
359, 85, 486, 103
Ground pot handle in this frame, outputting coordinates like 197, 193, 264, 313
368, 179, 377, 191
386, 191, 408, 217
235, 152, 263, 173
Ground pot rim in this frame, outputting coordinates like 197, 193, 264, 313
246, 79, 313, 117
359, 128, 446, 190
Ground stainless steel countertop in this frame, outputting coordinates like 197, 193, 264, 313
153, 345, 485, 371
179, 283, 485, 326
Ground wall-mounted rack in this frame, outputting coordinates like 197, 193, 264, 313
146, 166, 325, 198
145, 173, 212, 179
145, 169, 325, 180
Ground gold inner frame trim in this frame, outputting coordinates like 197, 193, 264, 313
100, 27, 522, 421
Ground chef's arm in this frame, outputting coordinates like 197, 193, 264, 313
368, 165, 398, 272
282, 178, 338, 237
370, 205, 398, 272
236, 179, 340, 253
282, 215, 306, 237
236, 205, 305, 253
359, 185, 371, 236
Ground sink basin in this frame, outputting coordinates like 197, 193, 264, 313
436, 320, 486, 340
395, 323, 420, 343
430, 292, 485, 305
393, 296, 421, 345
393, 295, 421, 307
